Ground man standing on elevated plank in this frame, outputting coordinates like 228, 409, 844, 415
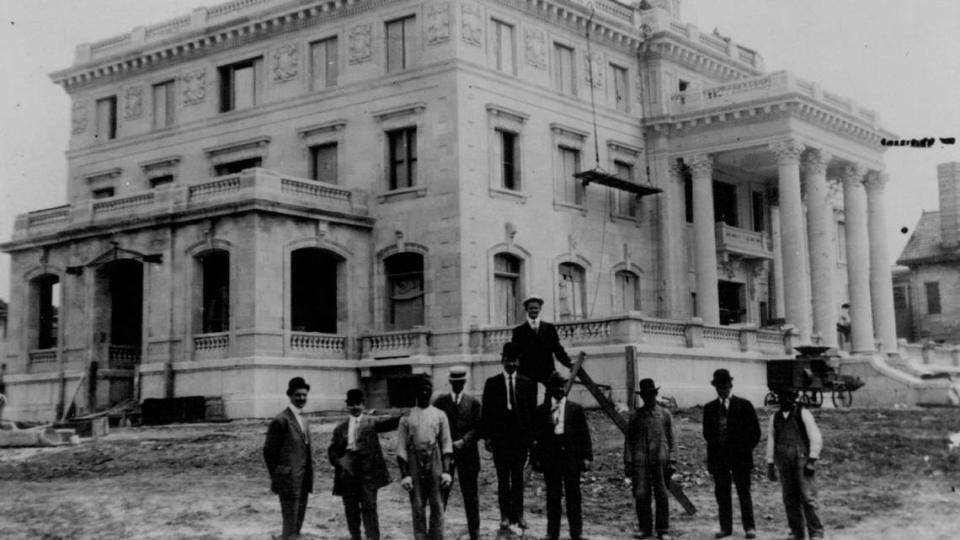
511, 295, 572, 388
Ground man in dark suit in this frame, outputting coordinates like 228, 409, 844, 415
510, 295, 572, 386
433, 366, 482, 540
532, 372, 593, 540
328, 389, 401, 540
482, 342, 537, 534
263, 377, 314, 540
702, 369, 761, 539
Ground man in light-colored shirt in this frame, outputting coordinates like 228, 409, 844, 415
398, 376, 453, 540
766, 387, 824, 540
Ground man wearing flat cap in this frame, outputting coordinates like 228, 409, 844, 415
702, 369, 761, 539
329, 389, 401, 540
510, 295, 572, 387
625, 378, 674, 540
263, 377, 314, 540
433, 366, 483, 540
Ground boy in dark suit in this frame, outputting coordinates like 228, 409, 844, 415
510, 295, 572, 386
702, 369, 760, 539
263, 377, 314, 540
532, 372, 593, 540
481, 342, 537, 533
328, 389, 401, 540
433, 366, 482, 540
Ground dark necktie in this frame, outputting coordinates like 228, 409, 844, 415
508, 375, 516, 411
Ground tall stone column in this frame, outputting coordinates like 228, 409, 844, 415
689, 154, 719, 325
770, 140, 810, 341
769, 202, 785, 318
841, 165, 875, 353
802, 149, 838, 346
655, 158, 688, 319
864, 172, 898, 353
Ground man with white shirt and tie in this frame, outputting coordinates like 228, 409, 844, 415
702, 369, 760, 539
511, 295, 572, 387
433, 366, 482, 540
329, 389, 401, 540
263, 377, 314, 540
482, 342, 537, 533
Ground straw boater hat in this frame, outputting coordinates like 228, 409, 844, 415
448, 366, 468, 382
521, 295, 544, 307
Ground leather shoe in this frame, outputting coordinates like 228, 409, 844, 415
715, 532, 732, 539
745, 530, 756, 539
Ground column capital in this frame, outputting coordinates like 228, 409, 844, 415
769, 140, 806, 165
862, 171, 889, 192
687, 153, 713, 178
667, 159, 685, 182
801, 149, 833, 176
841, 163, 867, 187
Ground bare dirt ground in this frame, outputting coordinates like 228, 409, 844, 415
1, 406, 959, 540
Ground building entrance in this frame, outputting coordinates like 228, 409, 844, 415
93, 259, 144, 408
718, 280, 746, 325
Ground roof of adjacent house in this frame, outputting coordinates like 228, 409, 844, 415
897, 210, 960, 265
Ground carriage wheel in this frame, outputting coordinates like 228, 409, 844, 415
764, 392, 778, 407
800, 390, 823, 407
832, 388, 853, 408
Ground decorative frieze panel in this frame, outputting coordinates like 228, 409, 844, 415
524, 28, 546, 70
124, 86, 143, 119
426, 3, 451, 45
461, 4, 482, 47
585, 51, 604, 88
71, 100, 88, 134
272, 43, 299, 83
348, 24, 372, 64
182, 69, 206, 106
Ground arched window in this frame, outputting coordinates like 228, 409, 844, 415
493, 253, 523, 326
557, 263, 586, 321
291, 248, 341, 333
385, 252, 424, 330
197, 250, 230, 333
31, 274, 60, 349
614, 270, 641, 313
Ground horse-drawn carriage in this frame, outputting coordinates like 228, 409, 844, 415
764, 345, 865, 408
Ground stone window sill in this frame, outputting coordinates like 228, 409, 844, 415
553, 201, 587, 215
377, 186, 427, 203
488, 187, 527, 203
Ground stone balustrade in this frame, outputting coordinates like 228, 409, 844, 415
899, 340, 960, 368
360, 327, 431, 359
194, 332, 230, 351
290, 332, 348, 355
28, 349, 58, 366
12, 169, 365, 240
715, 222, 773, 259
108, 345, 141, 369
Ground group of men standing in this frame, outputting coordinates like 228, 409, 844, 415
263, 294, 825, 540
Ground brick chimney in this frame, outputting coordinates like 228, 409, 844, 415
938, 162, 960, 247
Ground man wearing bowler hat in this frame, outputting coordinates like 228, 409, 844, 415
510, 295, 572, 386
328, 389, 401, 540
702, 369, 761, 539
624, 378, 675, 540
263, 377, 314, 540
433, 366, 483, 540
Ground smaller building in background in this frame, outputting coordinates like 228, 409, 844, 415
896, 162, 960, 343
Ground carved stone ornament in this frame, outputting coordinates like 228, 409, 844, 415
272, 43, 299, 82
124, 86, 143, 119
524, 28, 547, 70
827, 179, 844, 210
461, 4, 482, 47
71, 100, 88, 134
182, 69, 206, 106
585, 51, 604, 88
348, 24, 373, 65
426, 3, 451, 45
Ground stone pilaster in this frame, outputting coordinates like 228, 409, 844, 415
841, 164, 875, 354
770, 139, 810, 341
864, 171, 898, 353
802, 149, 837, 346
689, 154, 719, 325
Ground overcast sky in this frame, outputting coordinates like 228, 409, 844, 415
1, 0, 959, 303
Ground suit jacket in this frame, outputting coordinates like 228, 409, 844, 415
263, 408, 314, 497
481, 372, 537, 450
511, 321, 572, 384
702, 394, 761, 472
328, 414, 400, 496
532, 399, 593, 472
433, 392, 482, 472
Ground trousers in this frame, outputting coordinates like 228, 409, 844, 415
544, 466, 583, 539
777, 458, 824, 539
278, 480, 309, 540
632, 461, 670, 536
442, 459, 480, 538
408, 445, 445, 540
492, 445, 527, 524
341, 480, 380, 540
712, 463, 755, 533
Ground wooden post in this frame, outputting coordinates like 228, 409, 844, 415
625, 345, 637, 411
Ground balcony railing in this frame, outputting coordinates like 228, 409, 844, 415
12, 169, 367, 240
194, 332, 230, 351
290, 332, 347, 354
715, 223, 773, 259
29, 349, 58, 365
109, 345, 141, 369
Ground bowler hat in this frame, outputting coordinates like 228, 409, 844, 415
638, 378, 659, 394
414, 374, 433, 388
286, 376, 311, 396
711, 369, 733, 385
521, 295, 544, 307
346, 388, 364, 405
546, 371, 567, 389
448, 366, 468, 382
501, 342, 518, 359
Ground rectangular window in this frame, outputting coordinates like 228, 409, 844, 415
310, 37, 339, 89
219, 57, 261, 113
752, 191, 765, 232
684, 171, 693, 223
150, 175, 174, 188
614, 160, 637, 217
558, 146, 582, 205
893, 286, 908, 311
152, 80, 176, 129
611, 64, 628, 112
678, 79, 690, 92
497, 129, 520, 191
386, 16, 417, 73
214, 157, 262, 176
553, 43, 576, 95
713, 181, 738, 227
92, 187, 115, 199
492, 19, 515, 74
311, 143, 338, 184
94, 96, 117, 141
388, 127, 418, 190
925, 282, 941, 315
